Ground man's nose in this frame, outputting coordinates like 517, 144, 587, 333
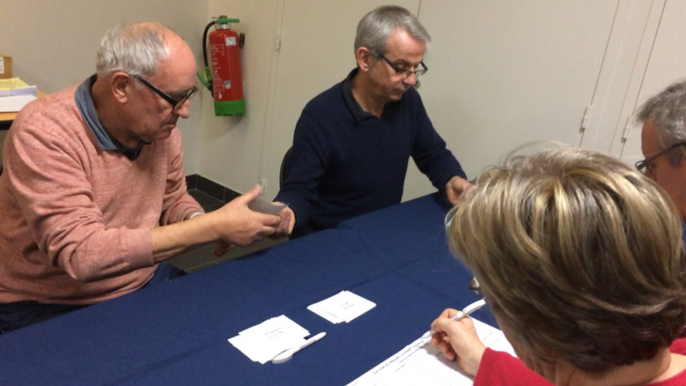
403, 72, 417, 87
174, 99, 191, 119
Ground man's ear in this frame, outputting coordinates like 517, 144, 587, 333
110, 72, 131, 104
356, 47, 374, 73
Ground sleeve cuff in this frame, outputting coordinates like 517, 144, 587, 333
124, 228, 155, 270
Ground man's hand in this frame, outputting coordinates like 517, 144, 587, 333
209, 185, 282, 246
430, 308, 486, 377
271, 205, 296, 238
446, 176, 473, 206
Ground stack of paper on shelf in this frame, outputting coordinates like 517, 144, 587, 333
228, 315, 310, 364
308, 290, 376, 323
0, 77, 37, 113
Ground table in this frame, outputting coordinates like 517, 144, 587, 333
0, 194, 494, 386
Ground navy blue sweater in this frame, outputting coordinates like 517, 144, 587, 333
275, 69, 466, 237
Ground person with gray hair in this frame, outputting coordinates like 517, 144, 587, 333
635, 79, 686, 225
431, 147, 686, 385
0, 22, 283, 333
273, 5, 470, 238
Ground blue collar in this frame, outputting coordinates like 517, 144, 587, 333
75, 75, 146, 161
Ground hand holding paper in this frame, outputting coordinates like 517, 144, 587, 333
211, 185, 281, 246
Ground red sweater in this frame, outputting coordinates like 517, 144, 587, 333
0, 85, 201, 305
475, 338, 686, 385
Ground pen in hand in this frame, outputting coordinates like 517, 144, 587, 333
422, 299, 487, 338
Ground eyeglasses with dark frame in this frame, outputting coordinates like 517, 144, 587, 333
468, 277, 481, 297
134, 75, 198, 110
376, 52, 428, 79
635, 142, 686, 174
445, 211, 483, 298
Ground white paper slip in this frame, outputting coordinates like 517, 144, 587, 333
307, 304, 344, 324
229, 334, 306, 364
346, 318, 516, 386
228, 315, 310, 364
248, 196, 287, 215
309, 290, 376, 323
238, 315, 309, 339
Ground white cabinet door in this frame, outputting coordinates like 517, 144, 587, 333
618, 0, 686, 164
404, 0, 618, 200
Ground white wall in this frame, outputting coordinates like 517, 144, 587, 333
198, 0, 281, 194
415, 1, 616, 197
616, 0, 686, 163
0, 0, 209, 173
200, 0, 644, 201
2, 1, 682, 203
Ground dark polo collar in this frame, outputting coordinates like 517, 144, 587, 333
342, 68, 401, 123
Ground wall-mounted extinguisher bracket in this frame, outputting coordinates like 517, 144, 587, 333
197, 15, 246, 116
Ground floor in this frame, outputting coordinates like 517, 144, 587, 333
167, 189, 286, 273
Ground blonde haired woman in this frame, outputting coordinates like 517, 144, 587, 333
431, 148, 686, 385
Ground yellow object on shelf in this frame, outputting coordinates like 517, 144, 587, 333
0, 77, 30, 91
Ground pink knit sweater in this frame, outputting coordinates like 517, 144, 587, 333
0, 86, 202, 305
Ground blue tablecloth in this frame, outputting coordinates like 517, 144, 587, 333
0, 194, 494, 386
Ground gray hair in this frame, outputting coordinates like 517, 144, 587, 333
96, 22, 172, 78
354, 5, 431, 55
636, 79, 686, 166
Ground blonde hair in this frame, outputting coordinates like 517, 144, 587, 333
448, 146, 686, 373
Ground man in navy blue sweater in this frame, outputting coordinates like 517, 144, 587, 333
274, 5, 471, 238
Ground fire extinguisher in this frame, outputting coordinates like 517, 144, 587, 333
197, 16, 246, 116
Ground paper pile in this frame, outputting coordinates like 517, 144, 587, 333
308, 290, 376, 324
0, 78, 37, 113
228, 315, 310, 364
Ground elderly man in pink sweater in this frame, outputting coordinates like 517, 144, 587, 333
0, 22, 283, 333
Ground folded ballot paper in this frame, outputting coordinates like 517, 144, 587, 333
228, 315, 310, 364
308, 290, 376, 324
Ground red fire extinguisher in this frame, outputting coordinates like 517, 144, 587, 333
198, 16, 246, 116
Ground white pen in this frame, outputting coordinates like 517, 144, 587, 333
422, 299, 487, 338
272, 332, 327, 364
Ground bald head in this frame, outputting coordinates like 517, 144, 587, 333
96, 22, 190, 78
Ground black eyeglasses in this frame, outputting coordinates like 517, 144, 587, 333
134, 75, 197, 110
376, 53, 428, 79
635, 142, 686, 174
467, 277, 481, 297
